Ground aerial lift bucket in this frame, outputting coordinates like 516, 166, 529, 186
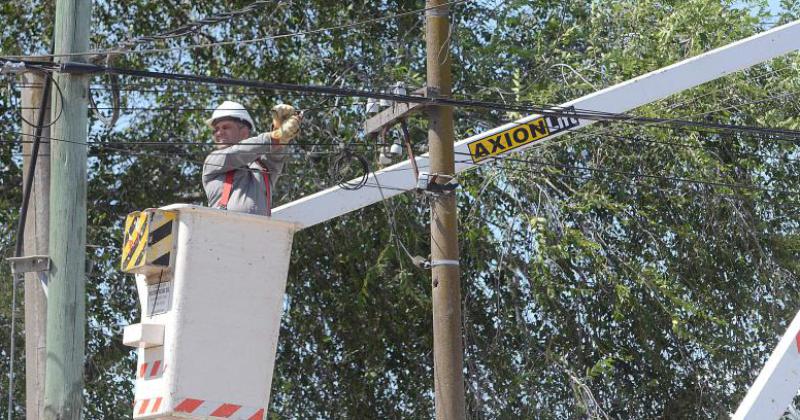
121, 204, 298, 419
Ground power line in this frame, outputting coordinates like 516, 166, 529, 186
11, 56, 800, 143
115, 0, 279, 48
12, 58, 800, 142
455, 152, 798, 195
525, 87, 800, 158
4, 132, 797, 202
0, 132, 395, 150
1, 0, 471, 60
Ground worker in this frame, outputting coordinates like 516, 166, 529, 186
202, 100, 301, 215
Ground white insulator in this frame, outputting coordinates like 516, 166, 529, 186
365, 97, 380, 114
391, 82, 407, 96
389, 143, 403, 156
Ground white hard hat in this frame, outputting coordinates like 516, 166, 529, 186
205, 101, 256, 131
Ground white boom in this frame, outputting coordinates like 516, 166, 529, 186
269, 20, 800, 418
273, 20, 800, 230
273, 20, 800, 415
733, 309, 800, 419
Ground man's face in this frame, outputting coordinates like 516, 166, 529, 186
212, 118, 251, 149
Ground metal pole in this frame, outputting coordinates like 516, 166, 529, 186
425, 1, 466, 419
44, 0, 90, 418
21, 66, 51, 420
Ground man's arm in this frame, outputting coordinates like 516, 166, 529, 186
203, 110, 301, 178
203, 133, 277, 177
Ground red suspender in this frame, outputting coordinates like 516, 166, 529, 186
260, 163, 271, 216
218, 167, 271, 215
218, 170, 235, 209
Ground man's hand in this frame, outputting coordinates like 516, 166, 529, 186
270, 115, 302, 144
269, 104, 301, 144
271, 104, 296, 129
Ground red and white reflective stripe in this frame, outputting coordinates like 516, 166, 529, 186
133, 397, 164, 416
136, 360, 166, 379
174, 397, 265, 419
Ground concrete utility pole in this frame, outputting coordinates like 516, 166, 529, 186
21, 65, 50, 420
44, 0, 91, 418
425, 1, 466, 419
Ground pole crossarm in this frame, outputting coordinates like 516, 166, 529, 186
272, 20, 800, 229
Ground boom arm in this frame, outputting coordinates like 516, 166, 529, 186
273, 20, 800, 230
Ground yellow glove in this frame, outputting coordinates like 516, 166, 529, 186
271, 104, 296, 129
271, 115, 301, 143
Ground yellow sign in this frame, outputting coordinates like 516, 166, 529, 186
121, 210, 176, 274
122, 212, 150, 272
467, 109, 581, 163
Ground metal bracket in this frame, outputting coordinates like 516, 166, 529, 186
0, 61, 26, 75
58, 61, 104, 75
7, 255, 50, 275
416, 172, 459, 195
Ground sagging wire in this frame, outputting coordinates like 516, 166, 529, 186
115, 0, 279, 49
1, 0, 471, 60
2, 65, 65, 129
9, 58, 800, 144
330, 147, 370, 190
368, 164, 420, 270
399, 119, 420, 180
88, 54, 121, 131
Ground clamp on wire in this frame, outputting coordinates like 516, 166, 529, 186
415, 172, 459, 196
412, 256, 459, 270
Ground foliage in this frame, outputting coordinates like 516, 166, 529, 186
1, 0, 800, 418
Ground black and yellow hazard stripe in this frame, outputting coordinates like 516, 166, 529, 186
145, 211, 176, 267
121, 211, 150, 272
120, 210, 176, 273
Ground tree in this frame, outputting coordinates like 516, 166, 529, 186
1, 0, 799, 418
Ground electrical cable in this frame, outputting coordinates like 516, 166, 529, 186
88, 65, 121, 130
453, 152, 797, 195
330, 149, 370, 190
7, 70, 800, 197
0, 132, 395, 151
367, 164, 419, 265
1, 0, 471, 60
10, 71, 64, 129
6, 125, 800, 196
115, 0, 279, 49
11, 58, 800, 145
12, 57, 800, 142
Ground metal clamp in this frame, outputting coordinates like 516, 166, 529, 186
416, 172, 459, 195
412, 256, 459, 270
430, 259, 459, 268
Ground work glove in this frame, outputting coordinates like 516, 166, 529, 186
271, 115, 302, 143
271, 104, 297, 129
269, 104, 300, 143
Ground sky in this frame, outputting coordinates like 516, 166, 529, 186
735, 0, 784, 15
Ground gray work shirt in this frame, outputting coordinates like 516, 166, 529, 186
202, 133, 287, 215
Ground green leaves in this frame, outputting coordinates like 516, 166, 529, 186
3, 0, 800, 418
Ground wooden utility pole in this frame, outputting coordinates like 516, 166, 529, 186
21, 65, 50, 420
425, 1, 466, 419
44, 0, 91, 418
